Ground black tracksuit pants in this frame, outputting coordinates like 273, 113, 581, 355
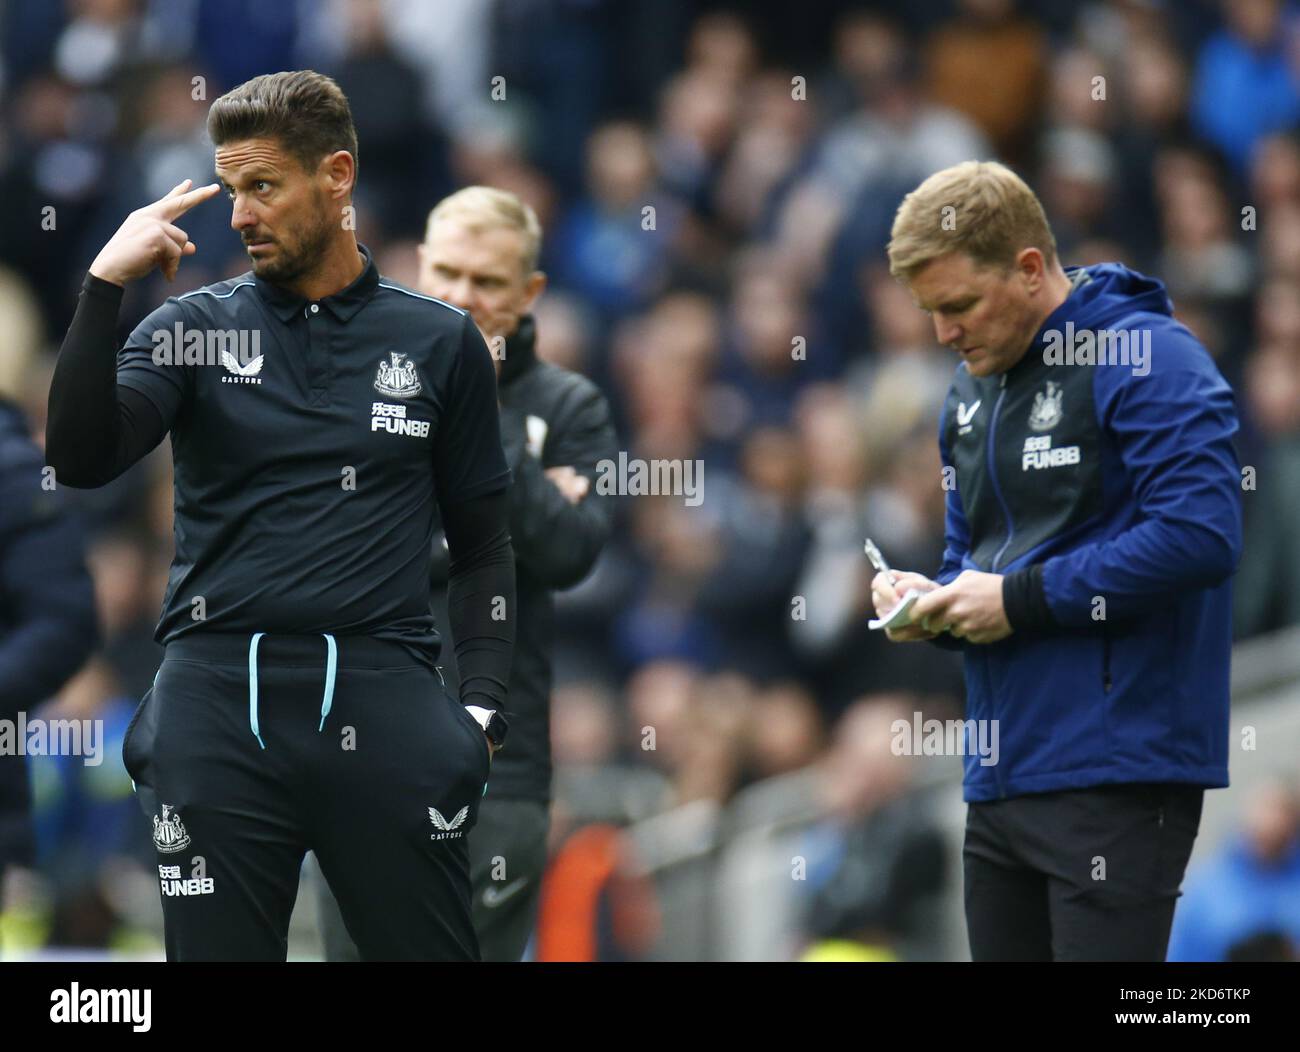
963, 781, 1204, 961
123, 632, 491, 961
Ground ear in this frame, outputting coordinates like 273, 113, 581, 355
520, 270, 547, 313
321, 149, 357, 201
1016, 247, 1047, 291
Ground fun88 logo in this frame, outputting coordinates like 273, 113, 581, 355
371, 402, 430, 438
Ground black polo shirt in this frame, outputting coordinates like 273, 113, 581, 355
115, 245, 510, 660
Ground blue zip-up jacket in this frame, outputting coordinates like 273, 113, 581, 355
936, 264, 1242, 802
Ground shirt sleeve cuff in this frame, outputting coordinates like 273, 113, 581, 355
1002, 564, 1056, 632
83, 271, 126, 304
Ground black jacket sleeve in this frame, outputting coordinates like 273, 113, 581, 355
441, 488, 515, 711
498, 378, 617, 588
46, 273, 170, 487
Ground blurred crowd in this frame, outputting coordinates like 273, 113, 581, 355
1, 0, 1299, 960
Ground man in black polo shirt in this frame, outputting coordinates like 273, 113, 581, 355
45, 70, 514, 961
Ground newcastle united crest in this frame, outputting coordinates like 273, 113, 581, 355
152, 804, 191, 854
1028, 381, 1063, 432
373, 352, 422, 399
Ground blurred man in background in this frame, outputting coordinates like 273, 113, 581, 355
1168, 779, 1300, 961
0, 370, 98, 909
318, 186, 618, 961
798, 695, 947, 962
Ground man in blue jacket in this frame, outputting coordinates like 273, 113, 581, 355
873, 161, 1242, 961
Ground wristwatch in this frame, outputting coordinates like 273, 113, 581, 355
465, 705, 509, 749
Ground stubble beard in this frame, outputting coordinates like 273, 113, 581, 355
248, 201, 336, 287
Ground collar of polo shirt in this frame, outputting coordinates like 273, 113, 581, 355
254, 242, 381, 323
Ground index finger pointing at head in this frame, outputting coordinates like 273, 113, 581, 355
157, 182, 222, 220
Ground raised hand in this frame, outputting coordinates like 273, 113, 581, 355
89, 178, 222, 286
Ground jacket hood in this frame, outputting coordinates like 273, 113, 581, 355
1041, 263, 1175, 337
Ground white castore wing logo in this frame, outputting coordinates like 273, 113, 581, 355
428, 806, 468, 830
1029, 381, 1063, 432
221, 351, 264, 377
428, 805, 470, 840
957, 399, 981, 435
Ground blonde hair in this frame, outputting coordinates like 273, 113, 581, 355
887, 161, 1057, 281
0, 267, 43, 402
424, 186, 543, 275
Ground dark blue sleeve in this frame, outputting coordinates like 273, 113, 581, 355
432, 313, 511, 508
0, 435, 98, 719
936, 399, 971, 586
1040, 326, 1242, 627
925, 400, 969, 651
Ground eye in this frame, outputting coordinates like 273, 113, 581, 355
255, 180, 270, 193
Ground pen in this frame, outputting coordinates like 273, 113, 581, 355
863, 538, 895, 582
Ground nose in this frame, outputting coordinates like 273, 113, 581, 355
933, 313, 963, 348
442, 277, 477, 314
229, 194, 258, 233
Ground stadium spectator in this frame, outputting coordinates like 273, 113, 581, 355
1168, 780, 1300, 961
798, 696, 947, 962
0, 341, 98, 911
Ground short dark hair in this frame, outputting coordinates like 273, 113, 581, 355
207, 70, 359, 179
